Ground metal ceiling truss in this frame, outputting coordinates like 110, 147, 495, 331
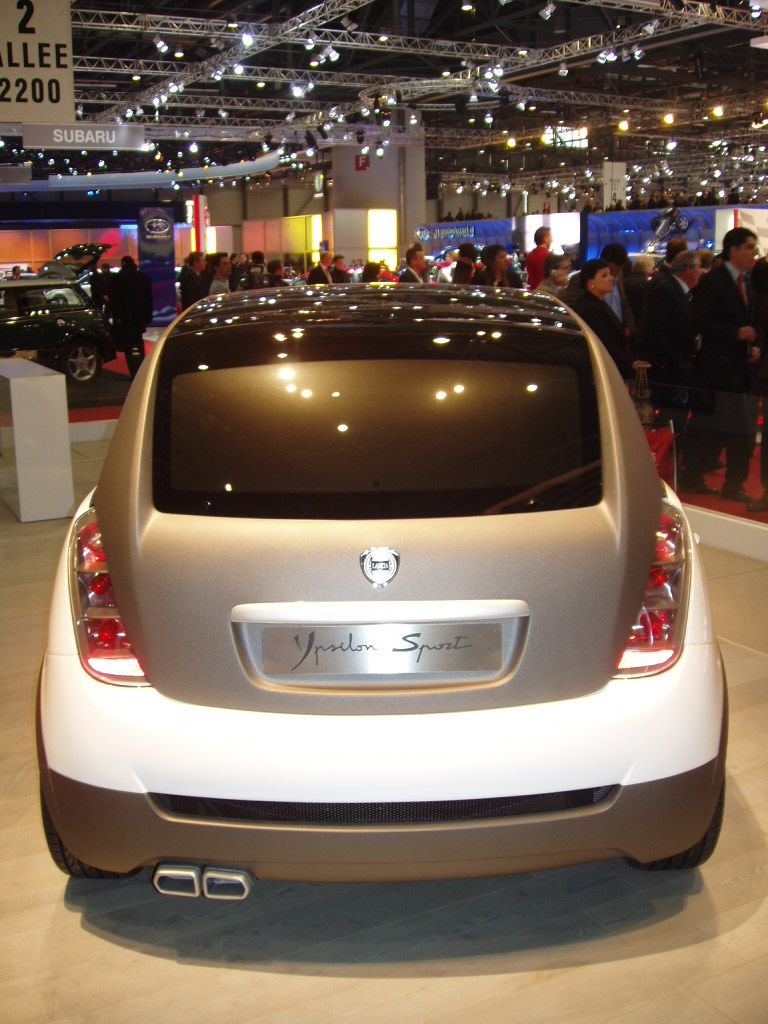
92, 0, 378, 122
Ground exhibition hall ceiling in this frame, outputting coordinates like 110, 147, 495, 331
3, 0, 768, 200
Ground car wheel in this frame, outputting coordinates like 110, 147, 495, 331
626, 781, 724, 871
65, 343, 101, 384
40, 788, 133, 879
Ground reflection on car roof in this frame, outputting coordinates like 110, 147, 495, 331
173, 283, 582, 337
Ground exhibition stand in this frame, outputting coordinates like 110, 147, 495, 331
0, 358, 74, 522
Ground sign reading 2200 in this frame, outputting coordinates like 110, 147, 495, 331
0, 0, 75, 123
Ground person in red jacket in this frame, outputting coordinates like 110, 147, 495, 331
525, 226, 552, 290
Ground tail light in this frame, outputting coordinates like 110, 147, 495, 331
616, 496, 690, 676
69, 507, 147, 685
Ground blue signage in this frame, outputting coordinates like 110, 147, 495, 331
415, 219, 519, 255
138, 206, 177, 324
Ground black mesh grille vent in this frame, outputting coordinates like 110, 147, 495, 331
150, 787, 616, 825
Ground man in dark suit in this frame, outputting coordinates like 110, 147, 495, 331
179, 251, 206, 310
642, 249, 702, 435
307, 252, 334, 285
110, 255, 153, 379
684, 227, 762, 502
330, 255, 349, 283
398, 246, 426, 283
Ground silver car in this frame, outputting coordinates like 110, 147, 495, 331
38, 283, 726, 901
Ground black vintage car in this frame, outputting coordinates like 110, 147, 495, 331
0, 278, 115, 384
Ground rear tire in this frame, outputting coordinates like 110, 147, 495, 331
626, 781, 724, 871
40, 788, 132, 879
64, 343, 101, 384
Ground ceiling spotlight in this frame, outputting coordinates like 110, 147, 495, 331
663, 111, 675, 125
233, 63, 244, 75
174, 49, 184, 59
375, 141, 384, 158
557, 62, 568, 76
409, 109, 418, 125
218, 108, 228, 118
666, 140, 677, 150
632, 45, 644, 60
189, 142, 199, 153
327, 47, 340, 62
304, 36, 316, 50
539, 2, 556, 20
642, 19, 659, 35
506, 136, 517, 148
712, 104, 724, 117
461, 1, 474, 11
484, 110, 494, 125
618, 119, 630, 132
291, 82, 306, 98
469, 91, 478, 103
361, 143, 369, 155
241, 31, 254, 47
340, 15, 357, 29
132, 73, 141, 81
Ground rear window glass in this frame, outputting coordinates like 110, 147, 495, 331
153, 305, 600, 519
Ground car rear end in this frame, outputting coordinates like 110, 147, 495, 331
38, 284, 726, 888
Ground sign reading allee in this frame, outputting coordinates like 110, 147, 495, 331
22, 123, 146, 151
0, 40, 70, 69
0, 0, 75, 123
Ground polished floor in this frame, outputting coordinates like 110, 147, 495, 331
1, 441, 768, 1024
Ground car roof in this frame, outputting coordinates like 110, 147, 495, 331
172, 282, 583, 337
0, 278, 77, 288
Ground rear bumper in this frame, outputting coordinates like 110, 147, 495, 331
38, 664, 728, 880
39, 753, 725, 881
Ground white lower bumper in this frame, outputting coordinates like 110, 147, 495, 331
40, 638, 724, 802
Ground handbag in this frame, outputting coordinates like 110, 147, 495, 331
630, 365, 655, 427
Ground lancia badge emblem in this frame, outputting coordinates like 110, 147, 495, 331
360, 547, 400, 588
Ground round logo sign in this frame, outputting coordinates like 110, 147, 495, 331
415, 227, 431, 242
360, 547, 400, 588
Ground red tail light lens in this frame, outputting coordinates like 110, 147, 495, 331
69, 508, 147, 685
617, 497, 689, 676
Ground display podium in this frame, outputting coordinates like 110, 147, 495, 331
0, 359, 74, 522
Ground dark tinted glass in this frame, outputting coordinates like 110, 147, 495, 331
153, 302, 600, 518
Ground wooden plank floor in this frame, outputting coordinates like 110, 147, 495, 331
1, 443, 767, 1024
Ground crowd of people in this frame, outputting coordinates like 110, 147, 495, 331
524, 228, 768, 514
438, 187, 754, 219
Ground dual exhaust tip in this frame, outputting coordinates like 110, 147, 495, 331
153, 864, 252, 901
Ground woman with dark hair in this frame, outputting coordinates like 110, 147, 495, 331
475, 244, 523, 288
451, 242, 478, 283
361, 262, 382, 282
452, 258, 475, 284
570, 259, 641, 378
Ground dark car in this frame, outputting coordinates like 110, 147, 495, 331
38, 243, 113, 287
0, 279, 115, 383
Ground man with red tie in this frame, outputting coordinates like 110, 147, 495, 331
684, 228, 762, 503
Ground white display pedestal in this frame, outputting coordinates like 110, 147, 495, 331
0, 359, 74, 522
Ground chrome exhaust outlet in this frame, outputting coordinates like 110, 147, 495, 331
202, 867, 252, 901
153, 864, 202, 898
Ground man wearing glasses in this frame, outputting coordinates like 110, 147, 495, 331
684, 228, 762, 503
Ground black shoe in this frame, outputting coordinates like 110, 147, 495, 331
720, 487, 754, 504
679, 480, 719, 496
746, 494, 768, 513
